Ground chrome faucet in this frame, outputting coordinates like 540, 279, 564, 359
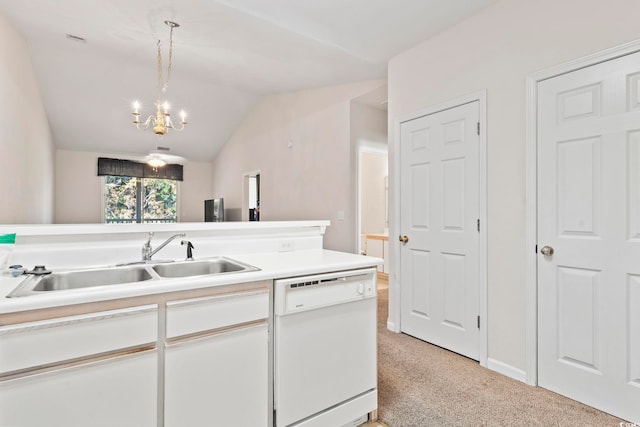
142, 232, 186, 261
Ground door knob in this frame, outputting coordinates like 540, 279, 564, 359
540, 245, 554, 256
399, 235, 409, 243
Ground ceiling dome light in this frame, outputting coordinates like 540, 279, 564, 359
147, 155, 167, 168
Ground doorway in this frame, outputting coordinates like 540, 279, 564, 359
242, 171, 260, 221
358, 146, 389, 283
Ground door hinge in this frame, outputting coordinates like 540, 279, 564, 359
477, 218, 480, 232
477, 315, 480, 329
477, 122, 480, 136
535, 244, 538, 254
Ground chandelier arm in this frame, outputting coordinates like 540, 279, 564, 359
169, 120, 186, 131
134, 115, 155, 131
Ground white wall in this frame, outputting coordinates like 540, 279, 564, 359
54, 150, 102, 223
0, 13, 54, 224
211, 80, 385, 252
55, 149, 213, 223
180, 160, 215, 222
388, 0, 640, 373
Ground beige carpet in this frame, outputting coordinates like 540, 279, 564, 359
376, 288, 624, 427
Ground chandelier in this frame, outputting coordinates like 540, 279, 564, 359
132, 20, 187, 136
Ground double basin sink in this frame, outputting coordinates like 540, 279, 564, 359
7, 258, 259, 298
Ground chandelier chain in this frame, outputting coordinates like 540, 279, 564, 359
156, 24, 174, 95
157, 40, 163, 94
167, 24, 174, 90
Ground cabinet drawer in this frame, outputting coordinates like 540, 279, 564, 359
0, 305, 157, 375
166, 287, 269, 339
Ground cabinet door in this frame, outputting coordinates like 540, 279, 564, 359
165, 323, 269, 427
0, 350, 157, 427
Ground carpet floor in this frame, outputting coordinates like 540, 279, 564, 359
376, 288, 625, 427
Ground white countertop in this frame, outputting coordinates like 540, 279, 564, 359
0, 249, 381, 315
0, 220, 330, 237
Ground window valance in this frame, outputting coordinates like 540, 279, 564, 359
97, 157, 183, 181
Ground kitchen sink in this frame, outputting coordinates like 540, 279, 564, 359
32, 266, 154, 291
151, 258, 259, 278
6, 266, 155, 297
6, 257, 259, 298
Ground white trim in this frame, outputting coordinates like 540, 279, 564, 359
100, 176, 106, 224
487, 358, 527, 383
524, 38, 640, 387
389, 116, 402, 333
478, 90, 488, 368
175, 180, 182, 222
524, 74, 539, 386
390, 90, 488, 367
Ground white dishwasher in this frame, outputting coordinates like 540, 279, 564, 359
273, 268, 377, 427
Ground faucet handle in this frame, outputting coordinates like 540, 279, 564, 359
181, 240, 194, 260
142, 232, 154, 261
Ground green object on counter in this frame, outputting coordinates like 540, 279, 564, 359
0, 233, 16, 244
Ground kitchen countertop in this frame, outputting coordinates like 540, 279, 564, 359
0, 249, 381, 315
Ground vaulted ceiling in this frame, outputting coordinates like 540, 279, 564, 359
0, 0, 497, 161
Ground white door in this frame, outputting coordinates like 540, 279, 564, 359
538, 51, 640, 423
400, 101, 480, 360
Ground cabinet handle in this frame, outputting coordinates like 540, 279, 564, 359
165, 319, 267, 347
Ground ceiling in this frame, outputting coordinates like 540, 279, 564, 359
0, 0, 497, 162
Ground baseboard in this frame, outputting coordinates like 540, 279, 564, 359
386, 319, 400, 333
487, 358, 527, 383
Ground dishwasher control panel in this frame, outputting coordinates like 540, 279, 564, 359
274, 268, 376, 315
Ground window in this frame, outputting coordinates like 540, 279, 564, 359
98, 157, 183, 224
104, 176, 177, 224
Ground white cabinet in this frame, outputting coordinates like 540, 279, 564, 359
0, 351, 157, 427
164, 287, 270, 427
0, 305, 158, 427
165, 324, 268, 427
0, 282, 271, 426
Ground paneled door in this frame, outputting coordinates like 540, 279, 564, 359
400, 101, 480, 360
537, 51, 640, 423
